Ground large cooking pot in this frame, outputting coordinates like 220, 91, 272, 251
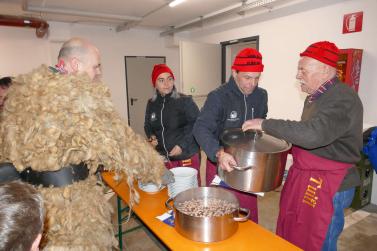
165, 187, 249, 242
220, 128, 291, 193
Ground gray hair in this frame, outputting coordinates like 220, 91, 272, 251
0, 181, 44, 251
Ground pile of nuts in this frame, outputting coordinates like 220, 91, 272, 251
176, 198, 237, 217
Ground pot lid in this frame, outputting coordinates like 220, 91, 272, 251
221, 128, 291, 153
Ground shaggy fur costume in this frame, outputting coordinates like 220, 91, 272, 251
39, 177, 116, 250
0, 65, 165, 249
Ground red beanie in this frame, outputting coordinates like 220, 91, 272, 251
300, 41, 339, 68
151, 64, 175, 87
231, 48, 264, 72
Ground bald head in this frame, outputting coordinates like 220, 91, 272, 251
58, 37, 102, 82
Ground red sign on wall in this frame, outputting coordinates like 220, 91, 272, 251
343, 11, 363, 34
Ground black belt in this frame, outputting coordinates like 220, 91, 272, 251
20, 162, 89, 187
0, 162, 21, 183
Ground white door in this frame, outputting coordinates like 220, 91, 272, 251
180, 41, 221, 109
125, 56, 165, 136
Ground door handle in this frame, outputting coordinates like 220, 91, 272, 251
130, 98, 138, 106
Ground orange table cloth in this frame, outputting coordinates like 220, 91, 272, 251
102, 172, 301, 251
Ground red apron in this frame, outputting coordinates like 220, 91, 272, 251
165, 153, 201, 186
276, 146, 351, 251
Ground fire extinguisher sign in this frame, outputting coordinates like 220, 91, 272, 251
343, 11, 363, 34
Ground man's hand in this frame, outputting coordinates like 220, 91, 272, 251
148, 135, 158, 147
169, 145, 182, 157
242, 119, 264, 132
216, 149, 237, 172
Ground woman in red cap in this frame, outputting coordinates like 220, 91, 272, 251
193, 48, 270, 222
145, 64, 201, 184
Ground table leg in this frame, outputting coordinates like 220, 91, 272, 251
117, 195, 124, 250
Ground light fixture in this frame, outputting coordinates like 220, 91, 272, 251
169, 0, 186, 8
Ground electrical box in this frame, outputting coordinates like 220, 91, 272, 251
337, 49, 363, 92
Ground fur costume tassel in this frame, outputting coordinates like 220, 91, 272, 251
39, 177, 116, 250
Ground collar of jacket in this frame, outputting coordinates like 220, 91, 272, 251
227, 76, 247, 97
156, 90, 173, 102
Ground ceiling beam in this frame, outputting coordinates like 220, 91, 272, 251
160, 0, 282, 36
22, 0, 142, 22
115, 1, 171, 32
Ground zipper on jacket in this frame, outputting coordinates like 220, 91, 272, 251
244, 95, 255, 122
160, 97, 170, 161
243, 94, 247, 123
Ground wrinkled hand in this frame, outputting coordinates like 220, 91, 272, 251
217, 149, 237, 172
161, 168, 175, 185
242, 119, 264, 132
169, 145, 182, 157
148, 135, 158, 147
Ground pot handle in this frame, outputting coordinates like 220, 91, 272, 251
165, 197, 174, 210
233, 207, 250, 222
232, 165, 255, 171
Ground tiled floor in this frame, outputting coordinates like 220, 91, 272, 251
109, 188, 377, 251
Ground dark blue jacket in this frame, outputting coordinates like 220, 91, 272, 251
144, 92, 199, 161
193, 76, 268, 162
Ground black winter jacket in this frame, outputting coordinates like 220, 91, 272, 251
193, 76, 268, 162
144, 92, 200, 161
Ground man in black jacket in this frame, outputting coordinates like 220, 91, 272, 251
193, 48, 268, 222
242, 41, 363, 250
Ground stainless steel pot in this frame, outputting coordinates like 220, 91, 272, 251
165, 187, 249, 242
220, 128, 291, 193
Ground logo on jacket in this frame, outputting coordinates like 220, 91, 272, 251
151, 112, 157, 121
227, 111, 239, 122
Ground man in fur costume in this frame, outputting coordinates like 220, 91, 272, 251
0, 38, 168, 250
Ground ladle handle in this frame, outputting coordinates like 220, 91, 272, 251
165, 197, 174, 210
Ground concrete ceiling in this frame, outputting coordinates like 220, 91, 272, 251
0, 0, 349, 35
1, 0, 243, 29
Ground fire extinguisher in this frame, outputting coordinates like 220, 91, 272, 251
347, 14, 357, 32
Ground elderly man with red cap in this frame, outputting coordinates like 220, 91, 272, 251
243, 41, 363, 250
193, 48, 268, 222
145, 64, 201, 183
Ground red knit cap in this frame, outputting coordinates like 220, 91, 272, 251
151, 64, 175, 87
300, 41, 339, 68
231, 48, 264, 72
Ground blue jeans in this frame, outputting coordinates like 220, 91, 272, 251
322, 188, 355, 251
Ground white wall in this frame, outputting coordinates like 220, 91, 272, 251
0, 22, 180, 120
186, 0, 376, 123
184, 0, 377, 204
0, 27, 51, 75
